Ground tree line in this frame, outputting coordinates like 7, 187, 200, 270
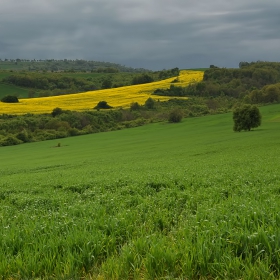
0, 95, 229, 147
2, 74, 98, 94
1, 68, 180, 97
152, 62, 280, 104
0, 59, 149, 72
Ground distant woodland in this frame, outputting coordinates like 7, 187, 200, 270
186, 61, 280, 103
1, 60, 280, 146
0, 59, 179, 97
153, 62, 280, 105
0, 58, 149, 72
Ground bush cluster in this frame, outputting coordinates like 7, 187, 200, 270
3, 74, 97, 92
0, 95, 231, 147
168, 108, 184, 123
1, 95, 19, 103
94, 101, 113, 110
132, 74, 154, 85
153, 85, 186, 97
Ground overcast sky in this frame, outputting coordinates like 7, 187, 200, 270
0, 0, 279, 70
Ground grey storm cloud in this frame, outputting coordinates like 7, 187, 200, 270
0, 0, 279, 70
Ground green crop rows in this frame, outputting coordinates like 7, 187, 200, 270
1, 104, 280, 279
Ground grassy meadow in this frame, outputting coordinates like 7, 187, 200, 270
1, 104, 280, 279
0, 72, 29, 99
0, 83, 29, 99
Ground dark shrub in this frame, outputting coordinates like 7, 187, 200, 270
144, 97, 156, 109
132, 74, 154, 85
130, 102, 141, 111
0, 135, 22, 146
94, 101, 113, 110
51, 107, 63, 117
45, 119, 70, 131
168, 108, 184, 123
68, 128, 80, 136
16, 130, 31, 143
1, 95, 19, 103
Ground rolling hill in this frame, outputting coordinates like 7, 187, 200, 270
0, 104, 280, 279
0, 70, 203, 114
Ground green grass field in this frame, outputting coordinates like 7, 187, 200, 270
0, 63, 27, 71
0, 83, 29, 98
1, 104, 280, 279
0, 72, 30, 98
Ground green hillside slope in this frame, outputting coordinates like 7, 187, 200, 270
1, 104, 280, 279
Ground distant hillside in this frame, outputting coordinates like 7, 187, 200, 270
0, 70, 203, 114
0, 59, 150, 73
0, 67, 181, 98
182, 61, 280, 104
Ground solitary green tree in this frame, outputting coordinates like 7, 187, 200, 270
233, 105, 261, 132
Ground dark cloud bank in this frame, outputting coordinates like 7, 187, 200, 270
0, 0, 279, 70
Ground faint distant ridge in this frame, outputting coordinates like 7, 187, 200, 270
0, 58, 151, 73
239, 60, 280, 71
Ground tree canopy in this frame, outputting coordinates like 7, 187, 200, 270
233, 105, 262, 132
94, 101, 113, 110
1, 95, 19, 103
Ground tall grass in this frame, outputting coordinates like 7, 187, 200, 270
0, 104, 280, 279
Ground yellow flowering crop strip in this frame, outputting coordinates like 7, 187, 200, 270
0, 70, 203, 115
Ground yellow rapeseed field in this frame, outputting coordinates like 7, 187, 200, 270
0, 70, 203, 114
